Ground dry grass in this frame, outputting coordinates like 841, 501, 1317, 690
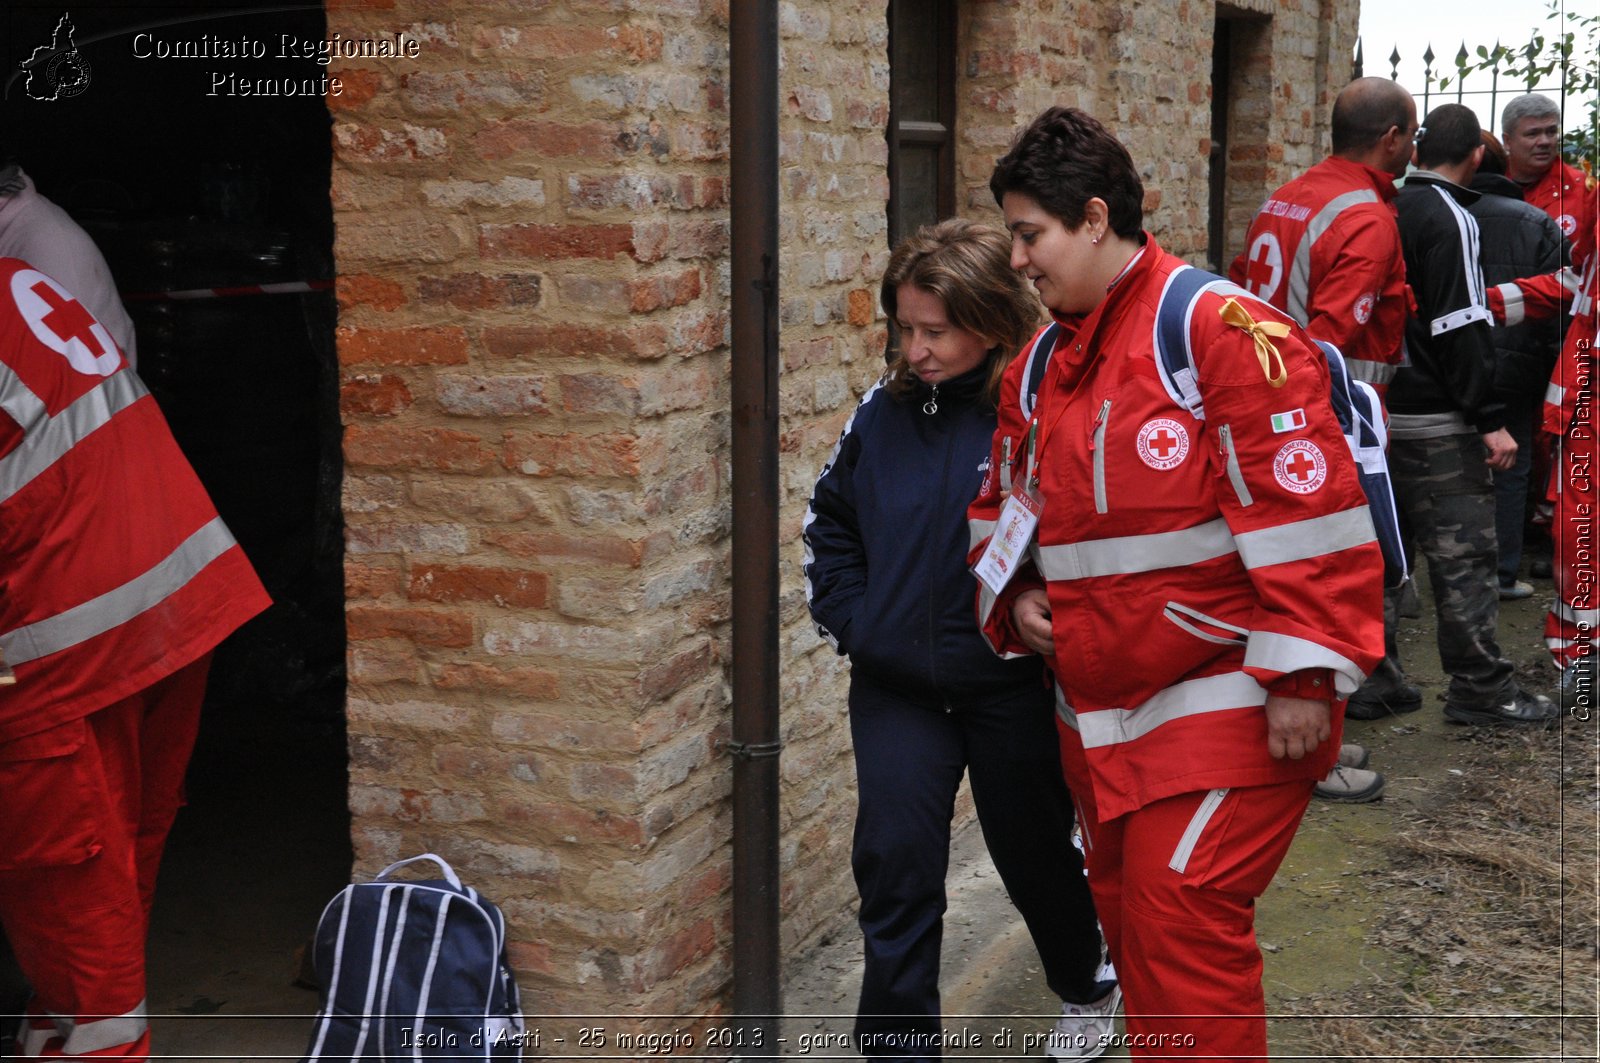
1285, 727, 1598, 1062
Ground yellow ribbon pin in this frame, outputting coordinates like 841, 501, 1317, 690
1219, 297, 1289, 388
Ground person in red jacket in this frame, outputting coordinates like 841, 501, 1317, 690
0, 258, 269, 1060
1502, 94, 1595, 274
1229, 76, 1416, 397
972, 108, 1384, 1061
1227, 75, 1417, 798
1544, 212, 1599, 703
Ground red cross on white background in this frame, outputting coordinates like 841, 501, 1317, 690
1284, 450, 1318, 483
32, 281, 106, 357
1147, 428, 1179, 459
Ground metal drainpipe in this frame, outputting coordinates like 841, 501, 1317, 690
727, 0, 782, 1052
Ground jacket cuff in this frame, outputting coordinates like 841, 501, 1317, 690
1266, 668, 1335, 700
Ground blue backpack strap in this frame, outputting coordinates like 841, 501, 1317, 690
1019, 322, 1060, 421
1152, 265, 1255, 420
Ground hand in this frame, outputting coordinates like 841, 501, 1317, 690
1264, 695, 1330, 760
1481, 428, 1517, 471
1010, 587, 1055, 657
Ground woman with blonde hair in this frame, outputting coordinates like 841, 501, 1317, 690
805, 218, 1116, 1062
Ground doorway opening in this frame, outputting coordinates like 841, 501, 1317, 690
2, 2, 347, 1051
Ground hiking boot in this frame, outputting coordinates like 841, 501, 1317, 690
1344, 682, 1423, 720
1314, 763, 1386, 803
1337, 742, 1370, 770
1443, 688, 1559, 726
1498, 580, 1535, 600
1045, 980, 1119, 1061
1560, 655, 1595, 715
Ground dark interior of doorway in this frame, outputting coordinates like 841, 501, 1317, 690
2, 1, 348, 1045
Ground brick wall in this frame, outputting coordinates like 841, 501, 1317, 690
328, 0, 1356, 1024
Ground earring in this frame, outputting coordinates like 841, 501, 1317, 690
1091, 232, 1103, 246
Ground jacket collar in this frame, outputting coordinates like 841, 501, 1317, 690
1404, 170, 1482, 206
1323, 155, 1400, 203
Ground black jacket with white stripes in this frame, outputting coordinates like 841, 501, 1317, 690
1389, 171, 1507, 436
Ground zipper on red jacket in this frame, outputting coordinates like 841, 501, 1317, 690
1090, 398, 1111, 513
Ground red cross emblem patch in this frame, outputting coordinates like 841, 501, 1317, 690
1136, 418, 1189, 470
1273, 438, 1326, 494
8, 269, 121, 377
1353, 292, 1375, 324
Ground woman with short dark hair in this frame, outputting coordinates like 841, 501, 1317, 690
971, 108, 1385, 1059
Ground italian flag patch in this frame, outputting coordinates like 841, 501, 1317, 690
1270, 408, 1306, 433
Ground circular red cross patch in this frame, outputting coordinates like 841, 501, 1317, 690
1137, 418, 1189, 470
1353, 292, 1375, 324
1273, 438, 1327, 494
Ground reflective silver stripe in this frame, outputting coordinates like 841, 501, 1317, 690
1497, 282, 1526, 327
1055, 682, 1078, 730
61, 1002, 148, 1055
1243, 631, 1364, 695
968, 516, 997, 553
1169, 788, 1229, 873
1431, 304, 1492, 336
0, 516, 237, 666
0, 369, 149, 505
1076, 671, 1269, 750
1547, 381, 1566, 408
1553, 600, 1600, 627
1233, 507, 1376, 570
1287, 189, 1380, 323
0, 359, 48, 434
1163, 601, 1249, 645
1345, 358, 1398, 385
1036, 518, 1237, 581
1092, 399, 1111, 513
1218, 425, 1253, 507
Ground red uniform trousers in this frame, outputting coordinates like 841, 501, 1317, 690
0, 654, 210, 1061
1547, 426, 1597, 668
1061, 722, 1313, 1062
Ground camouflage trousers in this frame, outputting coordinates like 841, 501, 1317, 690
1384, 432, 1517, 707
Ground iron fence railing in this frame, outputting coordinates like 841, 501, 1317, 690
1354, 36, 1574, 136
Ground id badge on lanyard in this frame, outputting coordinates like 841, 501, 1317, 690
972, 422, 1043, 596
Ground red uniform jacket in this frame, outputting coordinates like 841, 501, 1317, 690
1520, 158, 1596, 273
0, 258, 269, 741
1228, 157, 1407, 392
970, 238, 1384, 821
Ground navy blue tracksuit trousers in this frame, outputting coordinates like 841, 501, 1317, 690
848, 673, 1104, 1060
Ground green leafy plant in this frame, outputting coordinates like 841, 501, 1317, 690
1434, 0, 1598, 163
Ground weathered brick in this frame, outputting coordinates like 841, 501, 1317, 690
482, 322, 668, 361
629, 268, 701, 313
435, 374, 550, 417
419, 272, 543, 310
345, 521, 471, 556
345, 425, 496, 473
337, 273, 407, 312
434, 662, 562, 701
341, 373, 414, 418
503, 431, 641, 478
410, 480, 554, 523
347, 605, 474, 647
345, 560, 403, 599
479, 223, 633, 261
338, 325, 470, 367
408, 563, 550, 609
333, 121, 448, 161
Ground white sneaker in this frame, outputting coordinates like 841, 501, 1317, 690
1045, 968, 1120, 1061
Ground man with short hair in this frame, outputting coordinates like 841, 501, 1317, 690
1230, 77, 1415, 398
1388, 103, 1557, 727
1501, 93, 1594, 273
1229, 77, 1417, 799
